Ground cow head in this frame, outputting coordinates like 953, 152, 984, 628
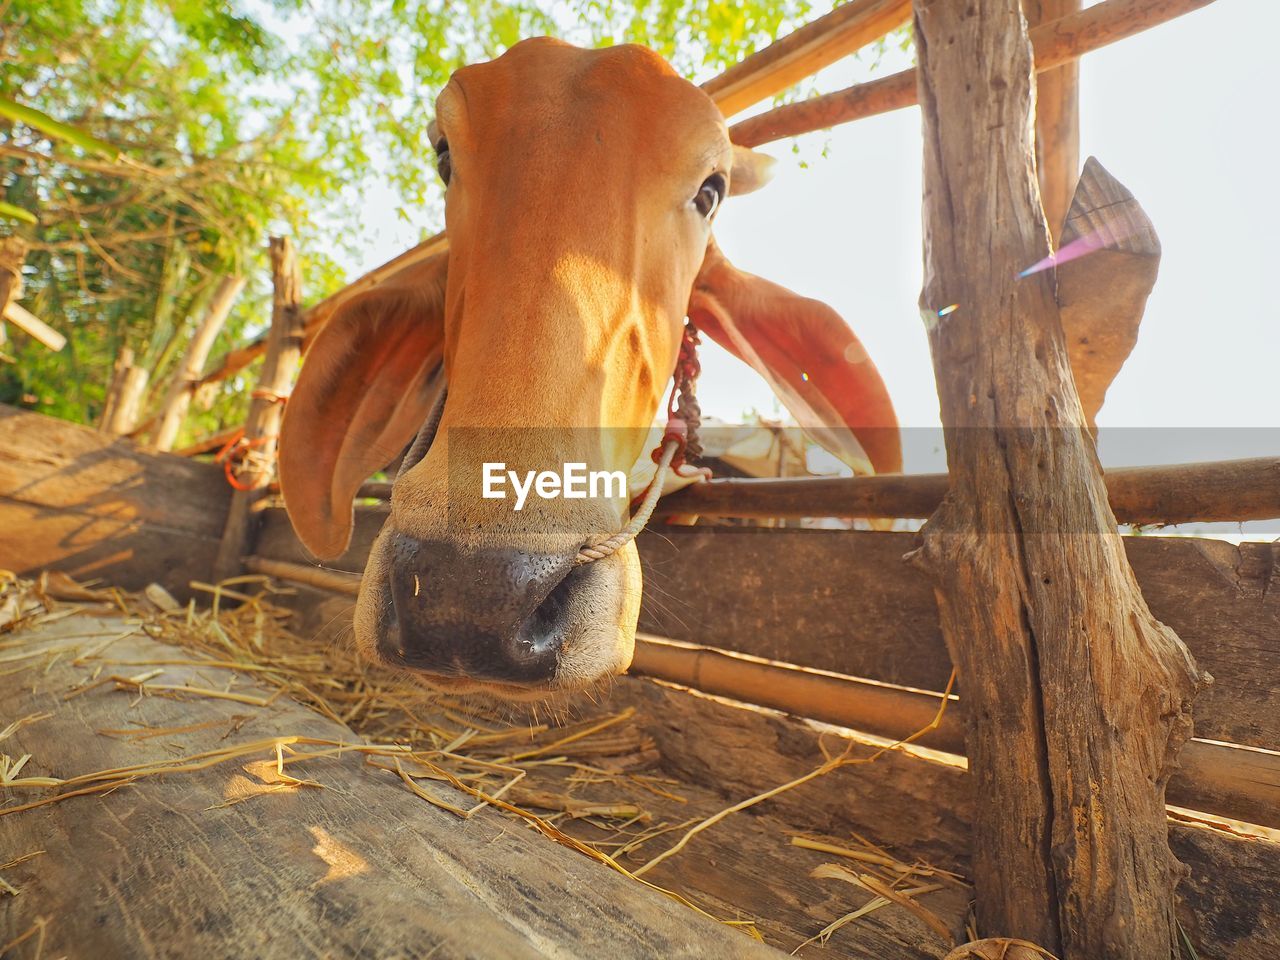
279, 38, 900, 697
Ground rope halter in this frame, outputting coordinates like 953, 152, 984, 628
573, 321, 702, 565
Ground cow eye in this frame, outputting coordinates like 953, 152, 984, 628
693, 174, 725, 220
434, 139, 451, 186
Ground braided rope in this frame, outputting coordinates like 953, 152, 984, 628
573, 434, 679, 565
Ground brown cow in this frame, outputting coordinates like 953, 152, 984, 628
279, 38, 900, 697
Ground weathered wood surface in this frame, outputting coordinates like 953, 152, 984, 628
654, 456, 1280, 525
248, 575, 1280, 958
633, 527, 1280, 751
99, 354, 150, 436
913, 0, 1201, 954
151, 275, 246, 451
243, 550, 1280, 831
0, 615, 782, 960
702, 0, 911, 117
1057, 158, 1161, 425
0, 405, 230, 595
253, 510, 1280, 753
214, 238, 304, 581
1026, 0, 1082, 237
614, 679, 1280, 959
628, 634, 1280, 831
729, 0, 1220, 147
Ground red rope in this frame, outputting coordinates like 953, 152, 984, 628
214, 428, 274, 492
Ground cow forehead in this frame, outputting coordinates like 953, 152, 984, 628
440, 39, 727, 156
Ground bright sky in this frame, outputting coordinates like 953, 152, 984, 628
345, 0, 1278, 486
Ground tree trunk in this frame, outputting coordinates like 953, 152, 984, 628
909, 1, 1202, 957
213, 238, 303, 580
150, 275, 246, 451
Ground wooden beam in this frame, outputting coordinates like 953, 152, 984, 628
911, 1, 1202, 955
150, 275, 246, 451
174, 424, 240, 457
729, 0, 1220, 147
653, 457, 1280, 525
701, 0, 911, 117
213, 238, 303, 580
1057, 157, 1161, 425
631, 526, 1280, 752
1026, 0, 1083, 238
2, 301, 66, 352
0, 404, 231, 595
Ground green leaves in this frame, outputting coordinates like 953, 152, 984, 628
0, 97, 122, 159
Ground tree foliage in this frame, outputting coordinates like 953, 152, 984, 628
0, 0, 813, 439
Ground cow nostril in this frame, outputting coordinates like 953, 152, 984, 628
513, 562, 589, 662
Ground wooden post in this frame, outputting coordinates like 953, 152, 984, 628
909, 2, 1201, 957
1026, 0, 1082, 238
0, 236, 28, 343
99, 346, 150, 437
150, 275, 246, 451
213, 237, 302, 581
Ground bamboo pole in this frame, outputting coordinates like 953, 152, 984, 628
212, 238, 303, 581
336, 457, 1280, 527
909, 1, 1201, 954
3, 302, 66, 352
150, 275, 246, 451
729, 0, 1219, 147
701, 0, 911, 117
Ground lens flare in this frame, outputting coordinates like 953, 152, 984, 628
1018, 223, 1132, 279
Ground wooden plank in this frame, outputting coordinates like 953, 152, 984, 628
654, 457, 1280, 525
0, 616, 782, 960
612, 678, 1280, 960
252, 509, 1280, 752
701, 0, 911, 117
729, 0, 1220, 147
1057, 157, 1161, 425
628, 635, 1280, 832
243, 553, 1280, 831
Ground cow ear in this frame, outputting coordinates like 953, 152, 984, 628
728, 145, 775, 197
688, 240, 901, 475
279, 253, 448, 560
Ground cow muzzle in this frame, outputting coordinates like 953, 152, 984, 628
380, 533, 594, 684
